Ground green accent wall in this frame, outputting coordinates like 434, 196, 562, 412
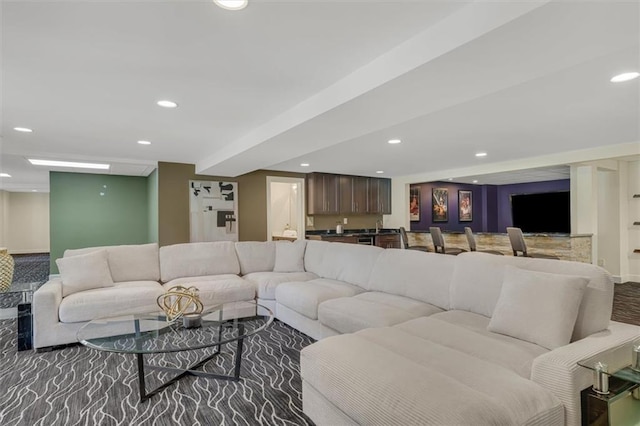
50, 172, 151, 273
147, 169, 158, 243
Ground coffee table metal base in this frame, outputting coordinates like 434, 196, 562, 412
136, 324, 245, 403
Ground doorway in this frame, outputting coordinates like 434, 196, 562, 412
266, 176, 305, 241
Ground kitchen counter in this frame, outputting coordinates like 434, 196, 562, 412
306, 229, 401, 249
306, 228, 399, 237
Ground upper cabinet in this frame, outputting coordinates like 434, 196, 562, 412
368, 177, 391, 214
339, 175, 369, 214
307, 172, 391, 215
306, 173, 340, 215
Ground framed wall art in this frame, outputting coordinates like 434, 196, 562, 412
432, 188, 448, 222
189, 180, 238, 242
409, 187, 420, 221
458, 190, 472, 222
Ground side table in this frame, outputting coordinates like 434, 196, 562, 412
0, 282, 44, 351
578, 341, 640, 425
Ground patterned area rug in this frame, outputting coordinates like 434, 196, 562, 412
0, 318, 315, 426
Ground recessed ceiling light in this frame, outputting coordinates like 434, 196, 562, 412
610, 72, 639, 83
14, 127, 33, 133
376, 170, 384, 174
475, 152, 487, 157
300, 163, 310, 167
448, 178, 453, 181
213, 0, 248, 10
31, 190, 37, 192
28, 159, 110, 170
0, 173, 11, 178
472, 180, 478, 183
387, 139, 402, 144
157, 100, 178, 108
138, 140, 152, 145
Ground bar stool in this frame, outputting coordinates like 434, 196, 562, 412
429, 227, 466, 255
399, 227, 430, 252
464, 227, 504, 255
506, 227, 559, 259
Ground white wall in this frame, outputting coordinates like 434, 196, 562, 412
4, 192, 50, 254
597, 169, 620, 276
628, 160, 640, 282
0, 190, 7, 247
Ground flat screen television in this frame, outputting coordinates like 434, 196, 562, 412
511, 191, 570, 233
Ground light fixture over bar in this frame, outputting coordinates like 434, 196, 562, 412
28, 159, 110, 170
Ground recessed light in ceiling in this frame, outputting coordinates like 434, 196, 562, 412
300, 163, 310, 167
475, 152, 487, 157
138, 140, 152, 145
376, 170, 384, 174
31, 190, 37, 192
14, 127, 33, 133
448, 178, 453, 181
157, 100, 178, 108
387, 139, 402, 144
610, 72, 639, 83
28, 159, 110, 170
213, 0, 248, 10
472, 180, 478, 183
0, 173, 11, 178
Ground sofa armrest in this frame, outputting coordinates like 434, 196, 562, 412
531, 321, 640, 426
33, 279, 63, 348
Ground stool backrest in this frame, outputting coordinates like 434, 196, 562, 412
506, 227, 528, 256
464, 227, 477, 251
429, 227, 445, 253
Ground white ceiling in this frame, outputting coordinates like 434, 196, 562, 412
1, 0, 639, 192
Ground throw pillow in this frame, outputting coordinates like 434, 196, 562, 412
487, 265, 589, 350
273, 240, 306, 272
56, 249, 115, 297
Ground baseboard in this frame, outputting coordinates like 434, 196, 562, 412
8, 249, 49, 255
618, 274, 640, 284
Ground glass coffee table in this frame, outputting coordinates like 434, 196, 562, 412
77, 301, 273, 402
0, 281, 46, 350
578, 341, 640, 425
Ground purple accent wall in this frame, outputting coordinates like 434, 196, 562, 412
410, 179, 570, 233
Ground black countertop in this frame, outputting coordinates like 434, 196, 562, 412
306, 228, 399, 237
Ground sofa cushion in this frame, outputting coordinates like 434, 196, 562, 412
159, 242, 240, 282
368, 249, 454, 310
163, 275, 255, 307
65, 243, 160, 283
303, 240, 382, 289
318, 292, 443, 334
57, 249, 114, 297
235, 241, 275, 275
243, 271, 318, 300
301, 326, 562, 426
276, 278, 364, 320
274, 240, 306, 272
488, 266, 588, 350
402, 311, 548, 378
449, 252, 614, 341
59, 281, 164, 323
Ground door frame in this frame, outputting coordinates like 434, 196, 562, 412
266, 176, 306, 241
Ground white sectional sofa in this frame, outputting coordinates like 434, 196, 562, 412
33, 239, 640, 426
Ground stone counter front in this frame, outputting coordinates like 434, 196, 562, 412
408, 232, 592, 263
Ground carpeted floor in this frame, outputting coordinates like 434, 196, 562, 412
0, 318, 315, 426
10, 253, 50, 284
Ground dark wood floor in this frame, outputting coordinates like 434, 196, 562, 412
612, 282, 640, 326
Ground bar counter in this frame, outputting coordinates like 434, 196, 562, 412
408, 231, 593, 263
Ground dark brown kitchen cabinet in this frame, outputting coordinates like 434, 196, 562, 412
307, 173, 340, 215
339, 176, 369, 214
368, 178, 392, 214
